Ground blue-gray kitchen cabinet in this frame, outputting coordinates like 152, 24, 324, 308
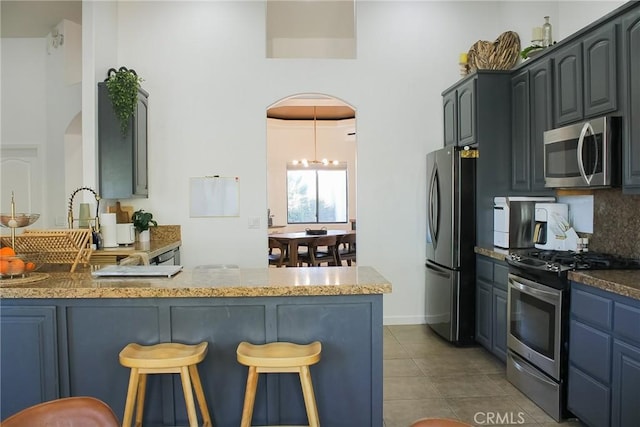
442, 77, 475, 147
552, 22, 618, 127
0, 306, 59, 420
621, 6, 640, 192
98, 82, 149, 199
442, 89, 457, 147
568, 281, 640, 427
0, 295, 383, 427
442, 72, 511, 248
511, 58, 555, 194
475, 255, 508, 362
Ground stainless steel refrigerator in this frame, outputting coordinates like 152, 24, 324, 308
425, 146, 476, 345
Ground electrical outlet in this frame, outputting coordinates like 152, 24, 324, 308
248, 217, 260, 229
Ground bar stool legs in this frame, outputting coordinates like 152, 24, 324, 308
240, 366, 259, 427
237, 341, 322, 427
299, 365, 319, 425
119, 342, 212, 427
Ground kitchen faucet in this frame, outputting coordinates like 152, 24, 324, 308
68, 187, 101, 229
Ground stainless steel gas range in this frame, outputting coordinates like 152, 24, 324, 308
505, 250, 640, 421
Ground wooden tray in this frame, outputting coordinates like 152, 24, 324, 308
1, 229, 93, 272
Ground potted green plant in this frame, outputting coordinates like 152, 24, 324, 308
132, 209, 157, 242
105, 67, 143, 135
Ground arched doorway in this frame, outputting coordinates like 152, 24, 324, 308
266, 93, 357, 234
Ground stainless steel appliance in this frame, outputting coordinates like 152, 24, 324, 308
425, 146, 476, 345
533, 203, 569, 250
506, 250, 640, 421
493, 196, 555, 249
543, 115, 621, 188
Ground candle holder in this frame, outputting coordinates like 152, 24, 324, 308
459, 52, 469, 77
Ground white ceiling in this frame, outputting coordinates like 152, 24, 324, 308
1, 1, 82, 38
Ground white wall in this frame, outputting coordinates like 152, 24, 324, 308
1, 38, 47, 217
1, 0, 628, 324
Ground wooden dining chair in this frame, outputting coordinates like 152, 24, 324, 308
337, 233, 356, 266
298, 235, 338, 267
268, 238, 288, 267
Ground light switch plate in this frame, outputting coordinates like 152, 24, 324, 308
248, 217, 260, 229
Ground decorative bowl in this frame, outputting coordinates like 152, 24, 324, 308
0, 213, 40, 228
0, 253, 45, 279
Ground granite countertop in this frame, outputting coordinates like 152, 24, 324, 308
0, 266, 392, 299
569, 270, 640, 301
474, 245, 640, 301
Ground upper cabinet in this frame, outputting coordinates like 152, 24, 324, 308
511, 59, 555, 194
552, 22, 618, 127
442, 90, 457, 147
442, 78, 476, 147
98, 83, 149, 199
583, 23, 618, 117
441, 71, 511, 247
621, 7, 640, 192
457, 80, 476, 146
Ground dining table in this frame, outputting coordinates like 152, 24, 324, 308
269, 230, 355, 267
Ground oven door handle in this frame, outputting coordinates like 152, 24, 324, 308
509, 279, 560, 304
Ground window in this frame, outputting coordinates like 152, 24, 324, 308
287, 164, 347, 224
266, 0, 356, 59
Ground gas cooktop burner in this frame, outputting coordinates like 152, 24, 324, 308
512, 250, 640, 271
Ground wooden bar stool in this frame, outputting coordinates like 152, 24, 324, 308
119, 342, 212, 427
236, 341, 322, 427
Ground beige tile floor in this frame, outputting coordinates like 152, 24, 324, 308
383, 325, 583, 427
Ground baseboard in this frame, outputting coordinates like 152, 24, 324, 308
383, 315, 426, 325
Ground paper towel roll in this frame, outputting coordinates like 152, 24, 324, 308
79, 203, 91, 228
100, 213, 118, 248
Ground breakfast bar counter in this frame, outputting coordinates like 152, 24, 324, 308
0, 266, 391, 426
0, 266, 391, 299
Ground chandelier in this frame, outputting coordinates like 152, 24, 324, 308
291, 106, 340, 167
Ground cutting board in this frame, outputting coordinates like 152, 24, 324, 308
108, 202, 134, 223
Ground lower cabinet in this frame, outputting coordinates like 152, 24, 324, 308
475, 255, 508, 362
0, 295, 383, 427
568, 281, 640, 427
0, 307, 59, 420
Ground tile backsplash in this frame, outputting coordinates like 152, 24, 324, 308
589, 188, 640, 259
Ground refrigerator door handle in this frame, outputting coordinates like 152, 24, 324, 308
426, 261, 450, 278
427, 166, 439, 245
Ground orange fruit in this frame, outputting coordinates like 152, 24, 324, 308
0, 259, 9, 275
0, 247, 15, 257
25, 262, 36, 272
7, 258, 25, 275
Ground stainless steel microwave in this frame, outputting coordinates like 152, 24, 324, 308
543, 116, 621, 188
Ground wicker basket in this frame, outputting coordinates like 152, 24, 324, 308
1, 229, 93, 272
467, 31, 521, 72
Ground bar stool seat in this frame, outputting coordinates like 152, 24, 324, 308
236, 341, 322, 427
119, 342, 212, 427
